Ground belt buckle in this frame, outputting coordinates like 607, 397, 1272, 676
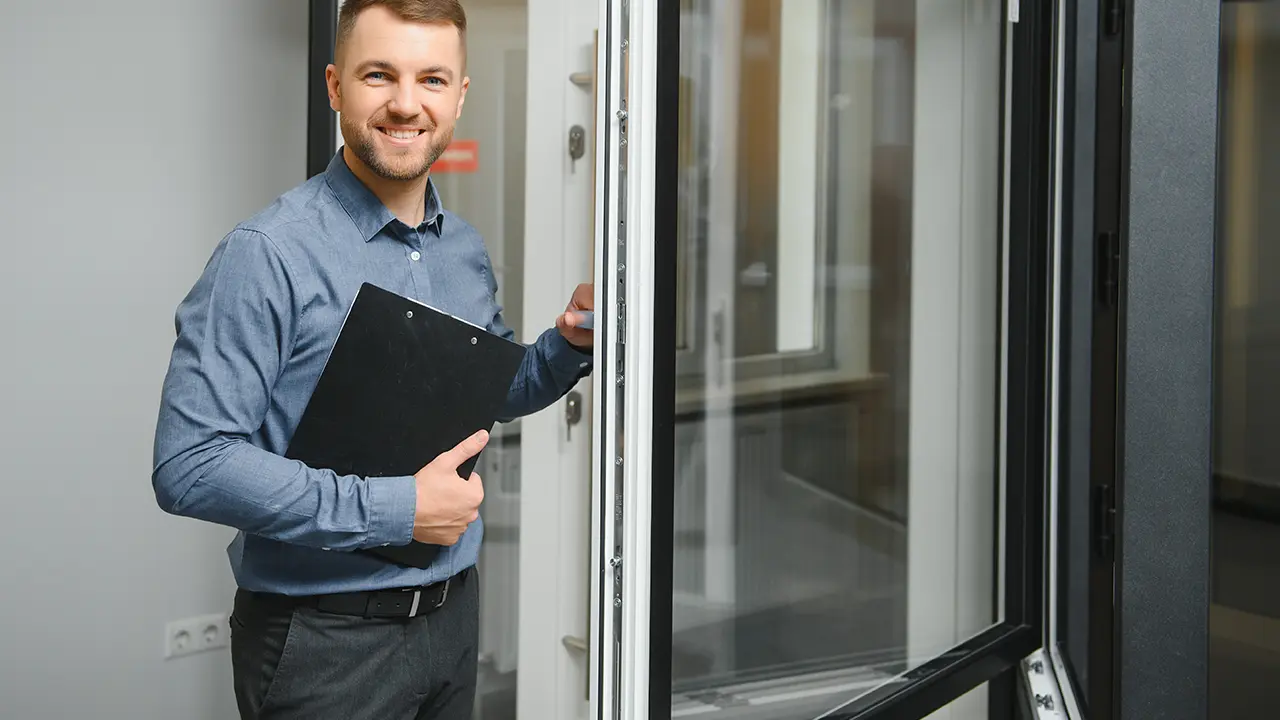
405, 578, 450, 617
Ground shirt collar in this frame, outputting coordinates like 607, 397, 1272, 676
323, 149, 446, 242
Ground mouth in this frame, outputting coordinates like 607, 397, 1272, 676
376, 127, 427, 146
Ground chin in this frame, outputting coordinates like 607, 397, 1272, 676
369, 153, 432, 182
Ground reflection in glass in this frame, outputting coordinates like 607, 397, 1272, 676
671, 0, 1004, 716
1212, 4, 1280, 717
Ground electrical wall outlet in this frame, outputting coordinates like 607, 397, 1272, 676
164, 612, 230, 660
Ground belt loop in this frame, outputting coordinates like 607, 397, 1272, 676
436, 578, 451, 609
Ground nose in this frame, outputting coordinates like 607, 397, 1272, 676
387, 79, 418, 118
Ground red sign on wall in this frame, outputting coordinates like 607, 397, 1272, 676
433, 139, 479, 173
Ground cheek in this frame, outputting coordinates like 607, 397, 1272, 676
340, 91, 383, 123
427, 99, 459, 125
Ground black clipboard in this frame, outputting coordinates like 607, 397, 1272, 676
284, 282, 527, 569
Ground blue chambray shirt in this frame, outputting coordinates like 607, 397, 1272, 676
152, 150, 592, 596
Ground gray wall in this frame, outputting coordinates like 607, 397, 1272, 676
0, 1, 309, 717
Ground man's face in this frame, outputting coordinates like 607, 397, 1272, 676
327, 6, 469, 183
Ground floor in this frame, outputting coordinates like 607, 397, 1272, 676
1209, 508, 1280, 720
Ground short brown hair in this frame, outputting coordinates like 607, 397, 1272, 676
335, 0, 468, 64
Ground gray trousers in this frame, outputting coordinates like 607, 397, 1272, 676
229, 567, 478, 720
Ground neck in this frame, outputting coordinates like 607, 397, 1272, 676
343, 147, 430, 226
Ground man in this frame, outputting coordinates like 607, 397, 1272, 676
151, 1, 592, 717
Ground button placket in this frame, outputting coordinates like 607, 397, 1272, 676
409, 228, 431, 303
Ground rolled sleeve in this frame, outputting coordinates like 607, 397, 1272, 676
366, 474, 419, 547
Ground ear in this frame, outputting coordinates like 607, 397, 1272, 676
456, 76, 470, 120
326, 64, 342, 112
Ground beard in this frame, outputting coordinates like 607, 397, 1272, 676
342, 112, 454, 182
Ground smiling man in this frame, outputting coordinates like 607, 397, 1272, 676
150, 1, 593, 718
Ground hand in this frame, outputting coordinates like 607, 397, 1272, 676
556, 282, 595, 348
412, 430, 488, 546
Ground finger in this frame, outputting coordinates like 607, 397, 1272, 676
431, 429, 490, 471
469, 472, 485, 501
572, 283, 594, 310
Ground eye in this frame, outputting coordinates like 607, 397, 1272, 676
423, 76, 445, 87
365, 72, 388, 83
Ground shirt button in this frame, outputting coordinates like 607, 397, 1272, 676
410, 251, 421, 262
580, 362, 589, 368
322, 547, 330, 551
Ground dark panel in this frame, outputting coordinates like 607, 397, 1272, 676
649, 0, 680, 715
307, 0, 338, 178
1118, 2, 1219, 720
1057, 0, 1100, 706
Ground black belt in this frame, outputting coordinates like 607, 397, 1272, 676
246, 568, 465, 619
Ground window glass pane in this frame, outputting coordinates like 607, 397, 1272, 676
670, 0, 1005, 715
1212, 3, 1280, 716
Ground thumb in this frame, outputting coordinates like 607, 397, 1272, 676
431, 429, 490, 471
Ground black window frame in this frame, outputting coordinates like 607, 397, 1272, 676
307, 0, 339, 180
1052, 0, 1120, 715
647, 0, 1057, 717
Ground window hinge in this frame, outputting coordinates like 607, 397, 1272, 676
1093, 483, 1116, 560
1096, 232, 1121, 309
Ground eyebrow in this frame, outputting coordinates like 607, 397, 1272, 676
353, 60, 454, 82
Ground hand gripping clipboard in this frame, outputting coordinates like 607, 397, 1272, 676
284, 282, 527, 569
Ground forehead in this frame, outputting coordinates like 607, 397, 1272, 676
343, 6, 464, 70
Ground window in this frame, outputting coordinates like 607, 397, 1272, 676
594, 0, 1058, 716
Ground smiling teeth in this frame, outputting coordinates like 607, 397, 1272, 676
385, 129, 420, 139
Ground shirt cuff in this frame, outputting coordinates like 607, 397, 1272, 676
545, 329, 594, 376
367, 474, 417, 547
